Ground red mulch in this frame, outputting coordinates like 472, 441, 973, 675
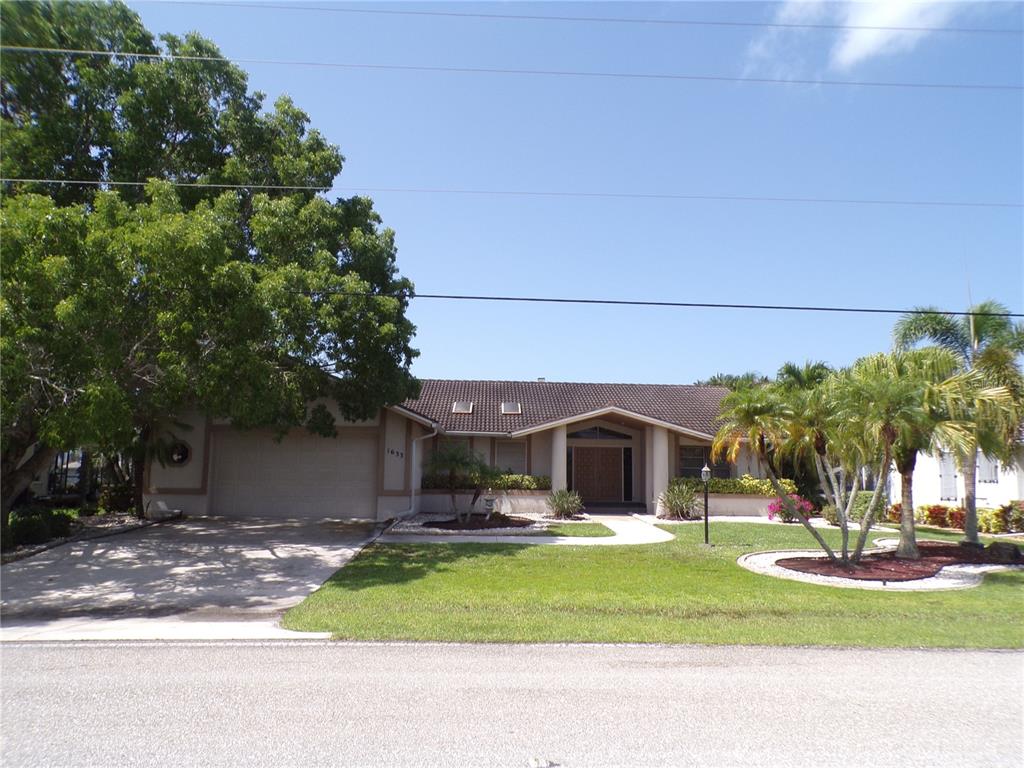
426, 514, 535, 531
777, 542, 1002, 582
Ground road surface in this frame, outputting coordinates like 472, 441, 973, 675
2, 642, 1020, 767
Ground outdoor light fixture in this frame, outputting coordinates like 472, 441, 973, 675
701, 463, 712, 545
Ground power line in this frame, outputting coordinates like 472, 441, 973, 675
310, 291, 1024, 319
138, 1, 1024, 36
2, 178, 1020, 210
1, 46, 1019, 92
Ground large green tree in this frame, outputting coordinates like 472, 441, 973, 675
894, 302, 1024, 545
1, 1, 419, 532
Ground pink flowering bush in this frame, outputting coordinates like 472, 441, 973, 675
767, 494, 815, 523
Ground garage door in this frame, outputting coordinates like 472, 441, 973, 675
209, 428, 377, 519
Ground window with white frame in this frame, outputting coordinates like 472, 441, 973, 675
939, 452, 958, 500
494, 440, 527, 474
978, 453, 1000, 484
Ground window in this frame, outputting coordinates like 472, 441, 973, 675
494, 440, 527, 474
501, 402, 522, 415
678, 445, 729, 479
451, 401, 473, 414
978, 454, 999, 484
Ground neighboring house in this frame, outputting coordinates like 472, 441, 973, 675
144, 379, 767, 521
889, 449, 1024, 510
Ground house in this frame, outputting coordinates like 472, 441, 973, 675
143, 379, 768, 521
889, 449, 1024, 510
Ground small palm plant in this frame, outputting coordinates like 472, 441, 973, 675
546, 489, 584, 520
657, 481, 699, 520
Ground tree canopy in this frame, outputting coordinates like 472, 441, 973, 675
0, 1, 419, 521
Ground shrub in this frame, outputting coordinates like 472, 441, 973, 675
98, 482, 134, 513
421, 473, 551, 491
672, 474, 796, 497
7, 507, 78, 547
979, 507, 1007, 534
945, 507, 966, 531
657, 483, 699, 520
820, 505, 839, 526
848, 491, 886, 523
767, 494, 814, 523
546, 489, 584, 520
1004, 501, 1024, 532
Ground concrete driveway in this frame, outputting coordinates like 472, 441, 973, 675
0, 517, 377, 641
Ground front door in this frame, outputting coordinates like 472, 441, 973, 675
573, 447, 623, 502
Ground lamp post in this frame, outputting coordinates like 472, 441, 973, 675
701, 463, 712, 545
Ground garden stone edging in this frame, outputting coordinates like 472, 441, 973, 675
737, 538, 1024, 591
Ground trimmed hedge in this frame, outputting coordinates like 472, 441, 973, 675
672, 474, 797, 496
421, 473, 552, 492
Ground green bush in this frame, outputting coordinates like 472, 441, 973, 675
821, 505, 839, 526
672, 474, 796, 496
657, 483, 699, 520
1004, 501, 1024, 532
422, 473, 551, 491
978, 507, 1007, 534
546, 489, 584, 520
98, 482, 134, 512
7, 507, 79, 547
849, 491, 887, 522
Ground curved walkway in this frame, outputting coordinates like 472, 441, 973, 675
738, 538, 1024, 591
378, 514, 675, 546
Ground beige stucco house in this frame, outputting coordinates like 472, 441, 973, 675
144, 379, 768, 521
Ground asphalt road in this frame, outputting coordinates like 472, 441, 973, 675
2, 642, 1020, 768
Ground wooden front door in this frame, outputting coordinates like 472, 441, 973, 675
573, 447, 623, 502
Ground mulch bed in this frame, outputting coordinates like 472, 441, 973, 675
424, 514, 535, 531
777, 542, 1009, 582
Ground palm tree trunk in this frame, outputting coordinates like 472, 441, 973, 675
764, 463, 837, 563
895, 450, 919, 559
851, 452, 891, 563
960, 441, 980, 546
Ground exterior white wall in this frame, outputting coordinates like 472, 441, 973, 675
146, 410, 208, 493
382, 410, 408, 491
531, 431, 552, 477
551, 425, 567, 491
651, 426, 669, 515
707, 494, 771, 517
889, 450, 1023, 509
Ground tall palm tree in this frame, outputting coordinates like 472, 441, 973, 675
894, 301, 1024, 545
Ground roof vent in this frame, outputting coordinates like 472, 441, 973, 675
452, 401, 474, 414
501, 401, 522, 415
537, 377, 546, 382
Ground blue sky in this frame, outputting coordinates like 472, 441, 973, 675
129, 1, 1023, 383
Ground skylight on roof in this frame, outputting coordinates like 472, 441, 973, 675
501, 401, 522, 415
452, 401, 474, 414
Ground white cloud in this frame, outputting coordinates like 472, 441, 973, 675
744, 1, 974, 76
831, 2, 961, 71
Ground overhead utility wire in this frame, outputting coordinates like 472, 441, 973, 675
3, 178, 1021, 210
308, 292, 1024, 319
140, 1, 1024, 36
1, 46, 1019, 92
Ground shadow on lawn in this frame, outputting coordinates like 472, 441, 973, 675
321, 542, 524, 592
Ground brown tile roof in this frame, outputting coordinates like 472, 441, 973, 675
401, 379, 729, 437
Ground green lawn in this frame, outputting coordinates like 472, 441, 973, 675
529, 522, 614, 537
282, 523, 1024, 648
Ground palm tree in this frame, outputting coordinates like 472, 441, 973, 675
776, 360, 832, 391
894, 301, 1024, 545
712, 385, 839, 562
